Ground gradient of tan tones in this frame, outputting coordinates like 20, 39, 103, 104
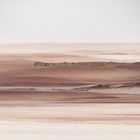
0, 43, 140, 140
0, 43, 140, 54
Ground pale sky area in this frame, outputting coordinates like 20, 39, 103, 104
0, 0, 140, 43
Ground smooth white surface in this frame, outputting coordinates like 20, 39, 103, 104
0, 0, 140, 43
0, 122, 140, 140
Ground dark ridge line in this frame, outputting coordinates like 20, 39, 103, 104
32, 61, 140, 69
73, 82, 140, 91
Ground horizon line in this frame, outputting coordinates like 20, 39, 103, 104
0, 42, 140, 45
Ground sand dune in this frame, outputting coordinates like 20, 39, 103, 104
0, 56, 140, 86
0, 52, 140, 129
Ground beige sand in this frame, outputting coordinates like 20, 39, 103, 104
0, 52, 140, 140
0, 54, 140, 86
0, 122, 140, 140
